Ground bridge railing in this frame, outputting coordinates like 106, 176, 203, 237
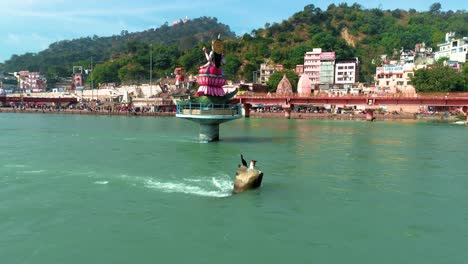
236, 92, 468, 99
176, 102, 241, 116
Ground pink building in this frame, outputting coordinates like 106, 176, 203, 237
303, 48, 336, 89
73, 72, 83, 89
17, 71, 47, 93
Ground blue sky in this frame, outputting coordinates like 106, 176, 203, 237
0, 0, 463, 63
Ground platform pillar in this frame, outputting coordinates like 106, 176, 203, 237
242, 104, 251, 118
366, 110, 375, 122
284, 108, 291, 119
199, 124, 220, 142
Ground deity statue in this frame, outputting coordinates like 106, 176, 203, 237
177, 35, 237, 107
196, 37, 226, 97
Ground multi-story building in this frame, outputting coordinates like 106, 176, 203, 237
16, 71, 47, 93
375, 64, 415, 94
319, 52, 335, 89
303, 48, 322, 85
258, 63, 283, 85
434, 32, 468, 63
400, 50, 415, 64
303, 48, 336, 89
335, 59, 359, 87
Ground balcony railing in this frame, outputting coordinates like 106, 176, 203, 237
176, 102, 241, 116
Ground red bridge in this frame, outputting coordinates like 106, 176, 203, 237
235, 94, 468, 118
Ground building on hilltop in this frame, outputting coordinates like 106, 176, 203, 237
400, 49, 415, 64
172, 16, 190, 26
434, 32, 468, 63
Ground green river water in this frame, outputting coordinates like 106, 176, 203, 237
0, 113, 467, 263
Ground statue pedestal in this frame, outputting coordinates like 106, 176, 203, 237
199, 124, 219, 142
176, 103, 242, 143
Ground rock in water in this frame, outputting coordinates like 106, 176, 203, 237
233, 165, 263, 194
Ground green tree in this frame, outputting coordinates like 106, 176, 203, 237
118, 62, 145, 84
222, 55, 241, 80
429, 2, 442, 14
92, 60, 121, 85
412, 65, 465, 92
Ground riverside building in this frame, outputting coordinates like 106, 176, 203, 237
375, 64, 416, 94
335, 59, 359, 89
15, 71, 47, 93
303, 48, 336, 90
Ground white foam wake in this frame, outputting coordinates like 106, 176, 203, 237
22, 170, 47, 174
94, 181, 109, 185
145, 175, 233, 198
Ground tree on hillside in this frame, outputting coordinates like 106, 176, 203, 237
412, 65, 465, 92
223, 55, 241, 80
118, 62, 145, 84
429, 2, 442, 14
92, 60, 122, 85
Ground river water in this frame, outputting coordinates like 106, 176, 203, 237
0, 113, 467, 263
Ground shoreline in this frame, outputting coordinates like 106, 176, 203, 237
0, 107, 174, 117
0, 107, 462, 122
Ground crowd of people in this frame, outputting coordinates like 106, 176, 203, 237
3, 101, 176, 114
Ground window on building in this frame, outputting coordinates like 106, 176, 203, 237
397, 81, 404, 85
386, 81, 390, 85
408, 73, 414, 78
407, 81, 412, 85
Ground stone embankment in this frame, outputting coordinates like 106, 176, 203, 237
0, 107, 461, 122
249, 111, 460, 122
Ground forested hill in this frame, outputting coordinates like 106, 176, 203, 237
230, 2, 467, 83
2, 3, 467, 85
1, 17, 235, 76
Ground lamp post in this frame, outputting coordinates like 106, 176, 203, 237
149, 43, 153, 98
90, 57, 94, 102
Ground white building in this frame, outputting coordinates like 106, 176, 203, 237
335, 59, 359, 86
303, 49, 322, 84
15, 71, 47, 93
434, 32, 468, 63
375, 64, 416, 94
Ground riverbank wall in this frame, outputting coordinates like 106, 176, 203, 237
0, 107, 461, 122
